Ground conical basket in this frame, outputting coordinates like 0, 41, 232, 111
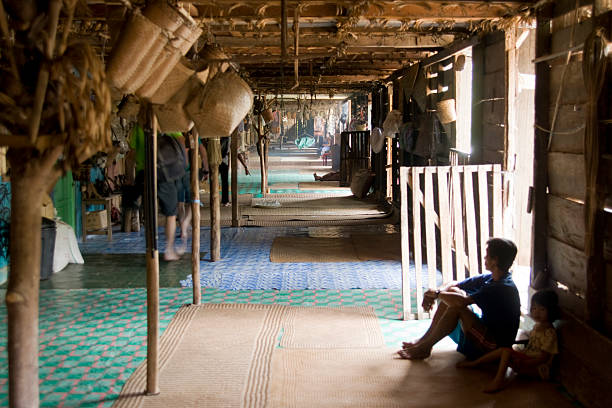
186, 71, 253, 138
154, 76, 199, 133
143, 0, 185, 33
121, 33, 168, 94
106, 10, 162, 89
135, 43, 183, 100
146, 59, 195, 105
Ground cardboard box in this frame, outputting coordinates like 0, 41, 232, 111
86, 210, 107, 230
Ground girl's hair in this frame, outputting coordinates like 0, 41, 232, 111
531, 290, 560, 322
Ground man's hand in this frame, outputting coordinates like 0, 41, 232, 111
421, 289, 439, 312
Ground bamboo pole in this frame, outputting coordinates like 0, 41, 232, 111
190, 131, 201, 304
231, 129, 239, 227
258, 115, 266, 195
208, 139, 221, 261
263, 138, 269, 193
6, 144, 62, 407
144, 108, 160, 395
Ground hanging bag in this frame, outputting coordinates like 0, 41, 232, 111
157, 134, 186, 183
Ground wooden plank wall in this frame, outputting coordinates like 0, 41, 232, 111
478, 31, 506, 165
536, 2, 612, 407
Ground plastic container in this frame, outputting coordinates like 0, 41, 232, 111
40, 217, 57, 280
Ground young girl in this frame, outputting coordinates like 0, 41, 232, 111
457, 290, 560, 393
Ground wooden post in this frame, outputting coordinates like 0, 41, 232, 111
6, 145, 62, 408
399, 167, 412, 320
532, 2, 553, 289
208, 138, 221, 261
190, 131, 201, 305
258, 115, 266, 195
144, 108, 160, 395
263, 137, 269, 193
231, 129, 239, 227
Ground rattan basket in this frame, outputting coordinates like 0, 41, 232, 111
135, 43, 182, 100
146, 59, 195, 105
186, 71, 253, 138
154, 76, 198, 133
173, 22, 203, 55
121, 33, 168, 94
143, 0, 184, 33
106, 10, 163, 89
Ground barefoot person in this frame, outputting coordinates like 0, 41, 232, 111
398, 238, 521, 362
457, 290, 559, 392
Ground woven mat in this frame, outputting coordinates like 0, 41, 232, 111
268, 348, 577, 408
298, 181, 349, 190
113, 304, 284, 408
280, 306, 383, 348
244, 217, 395, 227
270, 234, 401, 263
255, 193, 351, 199
268, 182, 299, 189
243, 206, 382, 216
114, 304, 384, 408
252, 196, 375, 209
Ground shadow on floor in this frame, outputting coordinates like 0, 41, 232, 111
38, 253, 206, 289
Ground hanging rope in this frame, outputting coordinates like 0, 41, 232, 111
582, 26, 609, 256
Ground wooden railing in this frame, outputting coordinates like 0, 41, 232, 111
400, 164, 504, 319
339, 131, 370, 186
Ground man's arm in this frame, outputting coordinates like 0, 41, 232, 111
438, 291, 473, 308
237, 152, 250, 175
421, 280, 475, 311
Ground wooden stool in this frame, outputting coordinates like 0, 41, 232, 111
82, 194, 119, 242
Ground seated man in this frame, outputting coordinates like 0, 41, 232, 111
398, 238, 520, 361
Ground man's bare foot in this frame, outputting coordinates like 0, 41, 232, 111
401, 341, 418, 350
164, 250, 180, 261
483, 379, 505, 393
397, 346, 431, 360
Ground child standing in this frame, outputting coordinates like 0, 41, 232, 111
457, 290, 560, 393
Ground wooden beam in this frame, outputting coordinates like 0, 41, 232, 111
215, 34, 454, 48
253, 74, 385, 82
189, 1, 531, 19
420, 35, 481, 68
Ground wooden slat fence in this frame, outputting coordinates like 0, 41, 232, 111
339, 131, 371, 186
400, 164, 504, 319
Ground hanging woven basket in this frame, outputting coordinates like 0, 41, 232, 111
106, 10, 163, 89
173, 22, 203, 55
186, 71, 253, 138
120, 32, 168, 94
154, 76, 198, 133
135, 43, 182, 100
262, 108, 274, 123
146, 58, 195, 105
143, 0, 185, 33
